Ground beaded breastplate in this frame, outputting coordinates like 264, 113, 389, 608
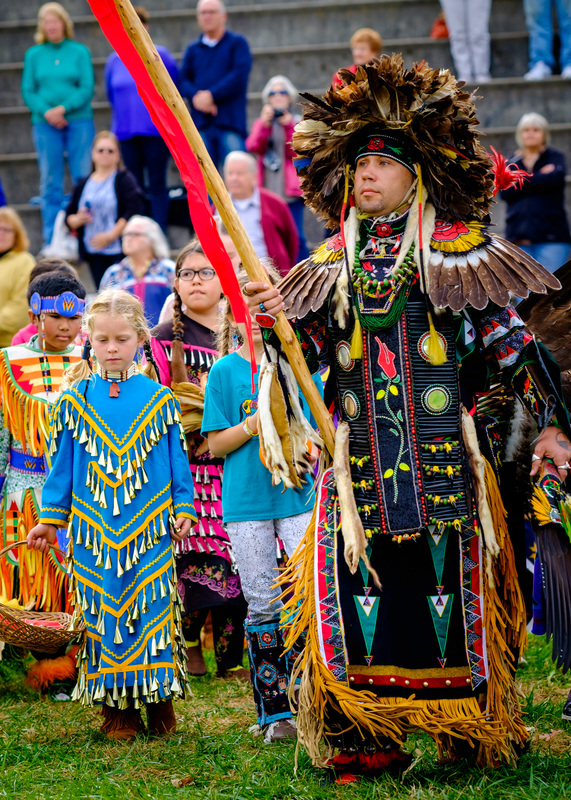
331, 231, 473, 540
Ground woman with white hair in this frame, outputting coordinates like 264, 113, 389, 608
246, 75, 309, 261
99, 215, 175, 326
500, 112, 571, 273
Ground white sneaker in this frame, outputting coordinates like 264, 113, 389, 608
524, 61, 552, 80
561, 65, 571, 79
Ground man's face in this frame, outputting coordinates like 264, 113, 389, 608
225, 159, 257, 201
353, 155, 415, 215
197, 0, 226, 36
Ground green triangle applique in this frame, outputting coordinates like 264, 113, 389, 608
427, 592, 454, 657
355, 587, 380, 657
426, 527, 448, 586
358, 544, 373, 585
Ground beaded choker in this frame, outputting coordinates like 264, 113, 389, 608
97, 363, 138, 398
352, 243, 417, 300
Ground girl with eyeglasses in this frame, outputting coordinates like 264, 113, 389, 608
246, 75, 309, 262
151, 239, 249, 682
66, 131, 145, 288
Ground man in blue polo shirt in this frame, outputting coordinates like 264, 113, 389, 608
180, 0, 252, 171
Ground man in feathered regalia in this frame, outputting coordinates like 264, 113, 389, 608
243, 55, 571, 774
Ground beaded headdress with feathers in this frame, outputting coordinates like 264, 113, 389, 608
292, 54, 494, 228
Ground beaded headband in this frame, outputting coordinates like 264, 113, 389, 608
350, 128, 416, 175
30, 291, 86, 318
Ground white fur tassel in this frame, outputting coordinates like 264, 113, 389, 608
332, 205, 358, 328
461, 407, 500, 563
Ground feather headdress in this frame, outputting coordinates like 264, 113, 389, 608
292, 54, 494, 229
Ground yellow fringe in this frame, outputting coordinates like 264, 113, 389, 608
483, 459, 528, 658
277, 489, 527, 767
0, 354, 50, 457
1, 490, 71, 613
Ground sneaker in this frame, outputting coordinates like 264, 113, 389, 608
562, 691, 571, 721
524, 61, 552, 80
48, 682, 73, 702
561, 65, 571, 79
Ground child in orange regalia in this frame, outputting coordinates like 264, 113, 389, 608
0, 271, 85, 613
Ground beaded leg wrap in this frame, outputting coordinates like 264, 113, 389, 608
245, 619, 292, 726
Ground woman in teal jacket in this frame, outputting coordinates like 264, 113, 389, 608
21, 2, 95, 247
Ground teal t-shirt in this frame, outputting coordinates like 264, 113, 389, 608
21, 39, 94, 125
202, 351, 322, 523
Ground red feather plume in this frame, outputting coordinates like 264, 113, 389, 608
490, 146, 530, 195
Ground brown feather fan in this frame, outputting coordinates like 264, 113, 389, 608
277, 256, 344, 320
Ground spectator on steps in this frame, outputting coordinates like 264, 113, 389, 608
438, 0, 491, 83
223, 151, 298, 276
0, 208, 36, 347
332, 28, 383, 88
65, 131, 145, 288
523, 0, 571, 79
246, 75, 309, 262
21, 2, 95, 248
180, 0, 252, 171
105, 5, 179, 232
99, 215, 175, 328
500, 112, 571, 273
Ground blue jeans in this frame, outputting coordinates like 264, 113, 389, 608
120, 136, 171, 231
523, 0, 571, 69
199, 127, 246, 172
33, 119, 95, 245
519, 241, 571, 272
287, 197, 310, 262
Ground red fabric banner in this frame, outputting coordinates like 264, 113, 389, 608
87, 0, 251, 338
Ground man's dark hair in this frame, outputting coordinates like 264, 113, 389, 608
27, 272, 87, 305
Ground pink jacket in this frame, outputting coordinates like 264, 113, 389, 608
246, 117, 303, 199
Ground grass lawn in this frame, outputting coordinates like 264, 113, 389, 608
1, 635, 570, 800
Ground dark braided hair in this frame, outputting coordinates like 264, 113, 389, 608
170, 238, 210, 385
143, 339, 159, 382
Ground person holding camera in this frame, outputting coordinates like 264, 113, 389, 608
246, 75, 308, 262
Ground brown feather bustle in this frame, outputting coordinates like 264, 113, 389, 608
292, 54, 495, 229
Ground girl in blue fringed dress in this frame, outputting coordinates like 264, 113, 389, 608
27, 288, 196, 740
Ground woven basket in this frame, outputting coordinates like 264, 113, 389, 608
0, 541, 85, 654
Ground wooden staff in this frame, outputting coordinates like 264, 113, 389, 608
111, 0, 336, 456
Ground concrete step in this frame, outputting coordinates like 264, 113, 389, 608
0, 0, 530, 64
0, 103, 111, 156
0, 31, 536, 108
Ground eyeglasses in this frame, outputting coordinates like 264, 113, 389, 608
268, 90, 289, 96
178, 267, 216, 281
122, 231, 147, 238
96, 148, 117, 154
0, 226, 14, 234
